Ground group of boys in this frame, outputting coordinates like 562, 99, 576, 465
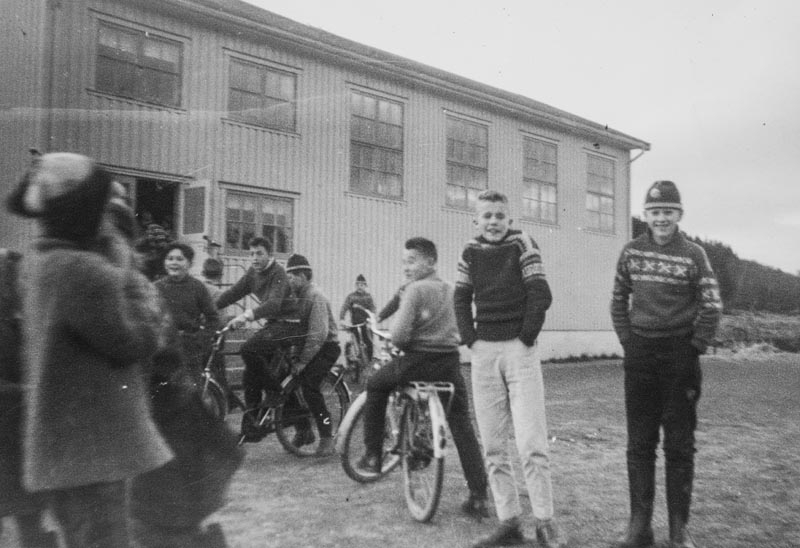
4, 148, 719, 548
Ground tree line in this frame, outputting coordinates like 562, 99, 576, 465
632, 217, 800, 314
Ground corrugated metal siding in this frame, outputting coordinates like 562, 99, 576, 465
0, 0, 50, 249
2, 0, 639, 355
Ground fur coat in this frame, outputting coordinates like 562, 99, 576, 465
20, 238, 173, 491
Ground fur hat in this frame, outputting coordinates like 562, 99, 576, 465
7, 152, 113, 242
356, 274, 366, 283
286, 253, 311, 274
644, 180, 682, 211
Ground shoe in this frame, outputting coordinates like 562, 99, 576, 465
240, 414, 267, 443
471, 516, 526, 547
461, 493, 490, 521
315, 436, 335, 457
535, 519, 565, 548
356, 453, 381, 475
291, 428, 316, 448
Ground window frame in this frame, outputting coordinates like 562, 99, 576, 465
445, 115, 488, 211
222, 189, 295, 258
521, 136, 558, 225
348, 89, 405, 200
227, 57, 298, 132
585, 154, 616, 233
94, 20, 183, 108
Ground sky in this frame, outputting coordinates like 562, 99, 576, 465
245, 0, 800, 274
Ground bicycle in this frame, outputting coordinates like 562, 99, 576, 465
336, 310, 454, 522
198, 327, 232, 420
339, 320, 371, 385
213, 326, 351, 457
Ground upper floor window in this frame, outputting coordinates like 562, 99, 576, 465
446, 117, 488, 210
225, 191, 293, 256
586, 154, 616, 232
350, 91, 403, 199
228, 59, 296, 132
522, 138, 557, 224
96, 22, 182, 107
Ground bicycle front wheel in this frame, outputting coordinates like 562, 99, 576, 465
275, 372, 350, 457
338, 391, 402, 483
401, 395, 445, 522
200, 376, 228, 420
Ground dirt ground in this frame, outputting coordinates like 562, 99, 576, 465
2, 352, 798, 548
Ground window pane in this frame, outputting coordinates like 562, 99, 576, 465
350, 91, 404, 198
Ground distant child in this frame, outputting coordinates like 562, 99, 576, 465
155, 242, 219, 374
454, 190, 564, 548
358, 237, 489, 519
339, 274, 377, 359
610, 181, 722, 548
201, 257, 225, 303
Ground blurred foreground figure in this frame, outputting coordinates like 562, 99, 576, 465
8, 152, 173, 548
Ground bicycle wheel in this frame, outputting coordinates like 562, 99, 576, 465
401, 394, 445, 522
338, 391, 402, 483
275, 372, 350, 457
200, 376, 228, 420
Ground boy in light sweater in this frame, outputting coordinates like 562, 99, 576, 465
358, 237, 489, 519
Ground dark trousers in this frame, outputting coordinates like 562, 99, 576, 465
240, 322, 303, 407
52, 480, 129, 548
292, 341, 341, 438
624, 334, 702, 471
363, 351, 488, 497
357, 324, 373, 361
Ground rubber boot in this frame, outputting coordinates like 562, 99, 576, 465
611, 460, 655, 548
666, 464, 697, 548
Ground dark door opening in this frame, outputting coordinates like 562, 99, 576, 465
134, 178, 178, 237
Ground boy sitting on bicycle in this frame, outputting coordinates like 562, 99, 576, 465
357, 237, 489, 519
284, 254, 342, 456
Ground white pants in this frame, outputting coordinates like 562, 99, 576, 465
470, 338, 554, 522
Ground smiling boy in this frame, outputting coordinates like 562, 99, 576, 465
454, 190, 563, 548
610, 180, 722, 548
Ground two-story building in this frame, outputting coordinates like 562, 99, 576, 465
1, 0, 649, 359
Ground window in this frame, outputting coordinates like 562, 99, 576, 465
96, 22, 182, 107
446, 117, 488, 209
586, 155, 616, 232
350, 91, 403, 199
522, 138, 557, 223
225, 191, 293, 255
228, 59, 296, 131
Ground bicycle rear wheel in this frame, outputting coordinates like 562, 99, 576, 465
200, 376, 228, 420
275, 372, 350, 457
338, 392, 402, 483
401, 395, 445, 522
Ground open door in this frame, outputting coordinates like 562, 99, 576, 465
177, 178, 211, 274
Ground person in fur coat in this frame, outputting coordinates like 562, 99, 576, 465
7, 152, 174, 548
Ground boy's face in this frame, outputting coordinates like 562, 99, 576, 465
475, 199, 511, 242
355, 281, 367, 293
402, 248, 434, 282
164, 248, 191, 278
287, 271, 308, 291
249, 244, 271, 270
643, 207, 682, 244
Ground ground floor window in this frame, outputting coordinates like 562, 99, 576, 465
225, 190, 293, 256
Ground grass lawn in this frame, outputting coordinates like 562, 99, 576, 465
2, 352, 797, 547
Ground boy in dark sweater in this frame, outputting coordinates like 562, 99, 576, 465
610, 181, 721, 548
155, 242, 219, 373
454, 190, 564, 548
358, 237, 489, 519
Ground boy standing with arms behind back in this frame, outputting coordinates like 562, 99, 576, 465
455, 190, 564, 548
610, 181, 721, 548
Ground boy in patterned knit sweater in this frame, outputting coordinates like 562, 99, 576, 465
610, 181, 721, 548
455, 190, 564, 548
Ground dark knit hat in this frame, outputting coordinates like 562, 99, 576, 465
202, 257, 223, 278
7, 152, 113, 242
644, 180, 682, 211
286, 253, 311, 273
356, 274, 366, 283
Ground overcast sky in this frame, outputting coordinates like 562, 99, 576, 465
245, 0, 800, 274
